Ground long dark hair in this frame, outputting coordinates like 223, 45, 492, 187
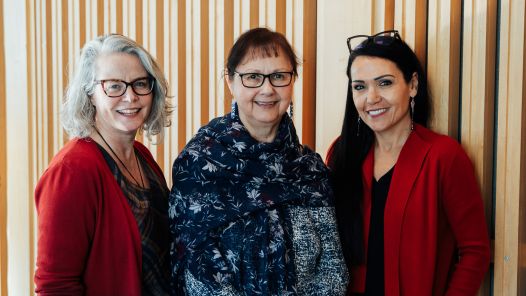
328, 33, 431, 267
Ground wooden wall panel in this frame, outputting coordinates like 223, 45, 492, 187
1, 1, 309, 294
460, 1, 497, 294
0, 1, 6, 295
494, 0, 526, 294
3, 0, 526, 295
427, 0, 461, 137
301, 0, 316, 148
4, 0, 32, 294
394, 0, 427, 68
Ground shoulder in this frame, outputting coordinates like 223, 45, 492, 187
177, 115, 230, 157
412, 125, 472, 169
48, 138, 104, 171
414, 125, 461, 151
37, 138, 107, 185
35, 139, 106, 210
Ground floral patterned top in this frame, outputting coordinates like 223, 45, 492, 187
169, 112, 348, 295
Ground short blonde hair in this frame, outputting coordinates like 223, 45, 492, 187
61, 33, 171, 141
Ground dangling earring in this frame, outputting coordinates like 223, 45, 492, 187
288, 102, 294, 118
231, 101, 237, 120
357, 117, 361, 136
410, 96, 415, 130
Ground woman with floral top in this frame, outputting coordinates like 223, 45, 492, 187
168, 27, 348, 295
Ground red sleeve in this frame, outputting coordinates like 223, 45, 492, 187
441, 145, 491, 296
34, 159, 99, 295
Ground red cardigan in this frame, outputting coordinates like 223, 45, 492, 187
34, 138, 167, 295
327, 125, 490, 296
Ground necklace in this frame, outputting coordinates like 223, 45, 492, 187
95, 128, 145, 189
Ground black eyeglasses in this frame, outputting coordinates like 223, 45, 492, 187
234, 71, 294, 88
347, 30, 401, 53
96, 77, 155, 98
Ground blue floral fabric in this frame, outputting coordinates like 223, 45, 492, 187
169, 112, 348, 295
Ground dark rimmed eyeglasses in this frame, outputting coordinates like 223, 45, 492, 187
234, 71, 294, 88
95, 77, 155, 98
347, 30, 401, 53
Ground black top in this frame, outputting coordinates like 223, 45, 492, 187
96, 143, 173, 295
364, 166, 394, 296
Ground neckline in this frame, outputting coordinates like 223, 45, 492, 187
94, 128, 145, 189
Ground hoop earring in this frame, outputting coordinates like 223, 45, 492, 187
231, 101, 237, 120
410, 96, 415, 130
357, 117, 361, 136
288, 102, 294, 118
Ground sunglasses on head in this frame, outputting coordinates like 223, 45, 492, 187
346, 30, 401, 53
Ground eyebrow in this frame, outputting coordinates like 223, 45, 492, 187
352, 74, 395, 83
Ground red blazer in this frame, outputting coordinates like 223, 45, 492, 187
327, 125, 490, 296
34, 138, 167, 295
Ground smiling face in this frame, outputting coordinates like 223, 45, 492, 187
226, 48, 294, 138
91, 52, 152, 138
350, 56, 418, 137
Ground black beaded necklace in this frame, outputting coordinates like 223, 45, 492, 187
95, 128, 145, 189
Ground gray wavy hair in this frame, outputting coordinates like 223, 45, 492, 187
61, 33, 171, 141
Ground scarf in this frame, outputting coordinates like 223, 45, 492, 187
169, 112, 334, 295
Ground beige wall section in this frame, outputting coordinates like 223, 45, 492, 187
494, 0, 526, 295
4, 1, 32, 295
0, 0, 6, 294
427, 0, 461, 137
316, 0, 372, 158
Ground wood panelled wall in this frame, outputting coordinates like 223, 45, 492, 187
1, 0, 525, 295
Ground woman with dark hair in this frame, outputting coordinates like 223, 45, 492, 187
169, 27, 348, 295
327, 30, 490, 295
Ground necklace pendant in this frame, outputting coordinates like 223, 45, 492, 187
138, 200, 149, 209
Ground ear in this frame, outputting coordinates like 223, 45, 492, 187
225, 69, 234, 95
409, 72, 418, 98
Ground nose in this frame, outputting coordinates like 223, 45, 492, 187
121, 85, 138, 102
259, 76, 274, 93
366, 85, 381, 104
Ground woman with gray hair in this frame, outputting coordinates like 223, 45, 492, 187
34, 34, 172, 295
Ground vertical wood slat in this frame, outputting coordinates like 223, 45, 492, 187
250, 0, 258, 28
155, 0, 165, 171
61, 0, 69, 146
494, 0, 526, 294
45, 0, 53, 165
223, 0, 234, 115
384, 0, 395, 29
5, 0, 31, 292
135, 0, 143, 44
427, 0, 461, 137
200, 0, 209, 126
394, 0, 428, 69
79, 0, 86, 49
459, 0, 497, 294
177, 0, 186, 152
96, 0, 103, 36
116, 0, 122, 33
275, 0, 286, 34
26, 6, 37, 296
0, 0, 6, 293
301, 0, 316, 148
